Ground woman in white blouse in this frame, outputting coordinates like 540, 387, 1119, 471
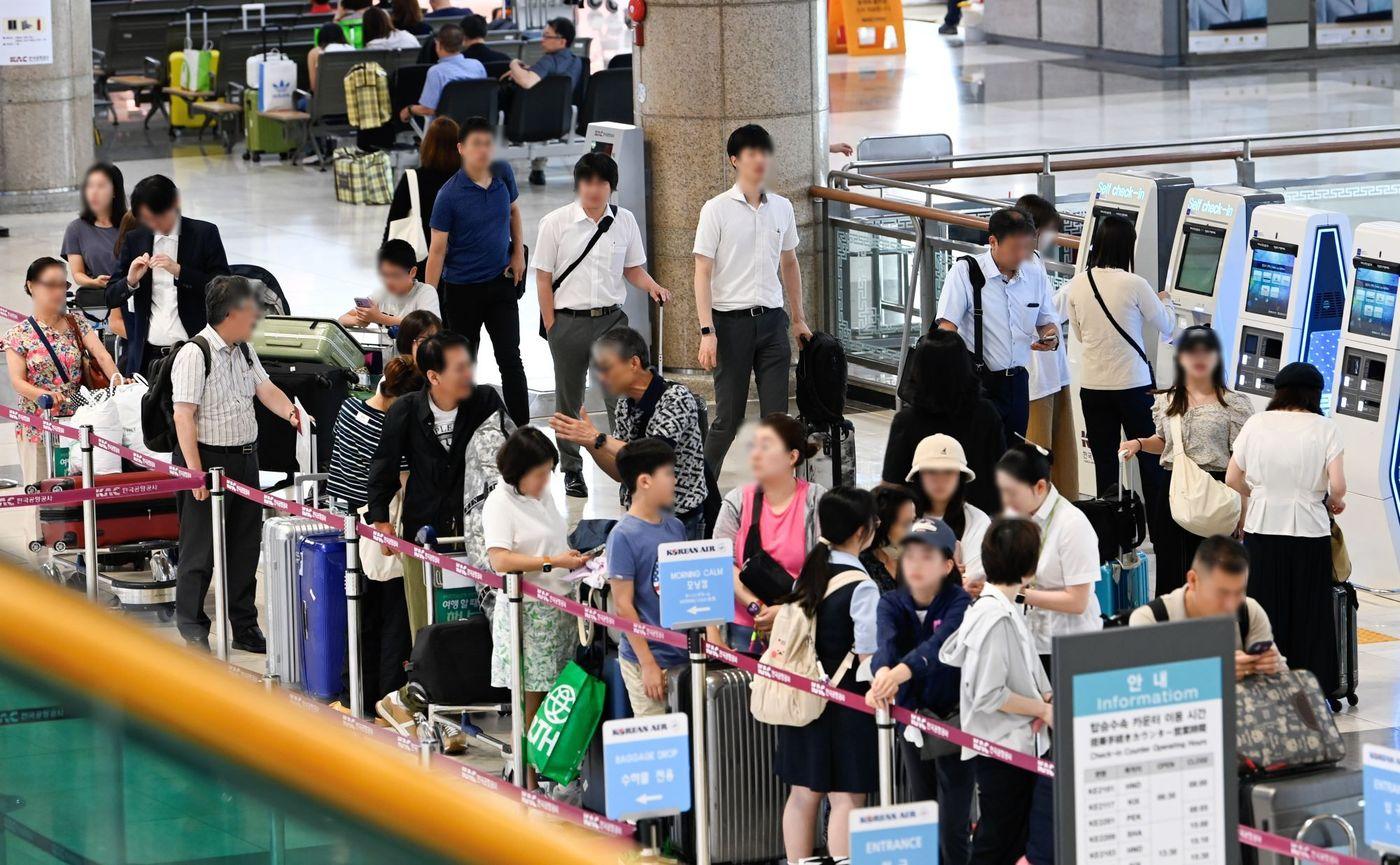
1065, 214, 1175, 510
1227, 361, 1345, 696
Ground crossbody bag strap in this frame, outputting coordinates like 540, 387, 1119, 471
743, 484, 764, 561
960, 255, 986, 372
1085, 267, 1155, 389
28, 317, 71, 385
406, 168, 421, 220
551, 204, 618, 294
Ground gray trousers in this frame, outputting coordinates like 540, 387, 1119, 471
705, 306, 791, 467
548, 308, 627, 473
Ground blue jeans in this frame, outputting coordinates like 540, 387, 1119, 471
678, 506, 706, 540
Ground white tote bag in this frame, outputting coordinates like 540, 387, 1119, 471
1168, 413, 1241, 537
66, 391, 123, 475
385, 169, 429, 260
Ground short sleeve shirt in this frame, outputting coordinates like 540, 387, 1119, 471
1232, 411, 1342, 537
606, 513, 689, 667
530, 49, 583, 92
3, 317, 94, 443
372, 280, 441, 319
61, 218, 120, 279
936, 250, 1056, 372
533, 203, 646, 310
481, 483, 572, 595
692, 185, 799, 311
613, 377, 708, 514
417, 53, 487, 110
170, 326, 270, 446
1024, 486, 1103, 654
429, 164, 519, 284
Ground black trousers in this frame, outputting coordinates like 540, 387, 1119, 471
1079, 385, 1163, 535
945, 0, 962, 24
173, 444, 261, 641
978, 366, 1030, 445
340, 575, 412, 717
441, 275, 529, 427
969, 756, 1039, 865
900, 739, 975, 865
706, 306, 792, 468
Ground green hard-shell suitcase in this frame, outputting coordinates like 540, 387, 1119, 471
252, 316, 365, 371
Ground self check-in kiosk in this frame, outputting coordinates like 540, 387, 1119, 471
1159, 185, 1284, 374
1334, 222, 1400, 592
585, 121, 651, 349
1233, 205, 1351, 411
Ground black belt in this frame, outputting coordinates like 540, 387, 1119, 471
714, 306, 779, 318
979, 366, 1027, 379
147, 343, 175, 357
555, 305, 621, 318
199, 442, 258, 454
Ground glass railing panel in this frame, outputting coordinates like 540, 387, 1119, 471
831, 219, 923, 375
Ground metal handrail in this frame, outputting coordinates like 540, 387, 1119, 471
812, 185, 1082, 249
828, 169, 1012, 208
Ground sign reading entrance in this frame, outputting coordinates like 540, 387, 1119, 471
849, 801, 939, 865
657, 538, 734, 630
1365, 743, 1400, 853
602, 713, 691, 821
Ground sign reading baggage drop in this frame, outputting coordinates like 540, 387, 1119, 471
657, 538, 733, 630
849, 801, 939, 865
1364, 743, 1400, 853
602, 713, 691, 822
1053, 618, 1237, 865
1, 0, 52, 65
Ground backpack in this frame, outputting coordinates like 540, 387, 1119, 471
140, 337, 253, 453
749, 571, 869, 727
344, 62, 391, 129
795, 331, 848, 427
460, 403, 515, 571
1105, 596, 1252, 639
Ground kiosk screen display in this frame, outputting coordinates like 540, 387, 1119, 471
1175, 224, 1227, 296
1244, 239, 1298, 318
1349, 257, 1400, 340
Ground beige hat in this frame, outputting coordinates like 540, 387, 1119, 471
905, 433, 976, 483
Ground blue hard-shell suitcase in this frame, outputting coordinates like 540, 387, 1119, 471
1095, 553, 1150, 617
299, 534, 347, 701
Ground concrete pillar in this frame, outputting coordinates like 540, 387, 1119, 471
0, 0, 94, 213
635, 0, 828, 377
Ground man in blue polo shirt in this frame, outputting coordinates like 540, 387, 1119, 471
503, 17, 584, 185
424, 116, 529, 426
399, 24, 486, 123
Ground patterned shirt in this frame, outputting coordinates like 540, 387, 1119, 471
3, 316, 94, 444
612, 375, 708, 514
170, 325, 270, 446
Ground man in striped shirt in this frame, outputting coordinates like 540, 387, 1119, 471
171, 275, 301, 653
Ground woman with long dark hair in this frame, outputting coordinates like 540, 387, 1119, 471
1227, 361, 1344, 696
883, 329, 1005, 513
363, 6, 420, 49
776, 486, 880, 865
1064, 213, 1175, 513
1120, 326, 1253, 594
861, 483, 918, 593
63, 163, 127, 300
383, 117, 461, 274
390, 0, 432, 35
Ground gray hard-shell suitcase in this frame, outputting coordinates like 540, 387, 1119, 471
262, 514, 327, 686
252, 316, 366, 371
1240, 766, 1371, 865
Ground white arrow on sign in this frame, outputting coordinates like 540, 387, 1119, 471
636, 794, 663, 805
686, 605, 711, 616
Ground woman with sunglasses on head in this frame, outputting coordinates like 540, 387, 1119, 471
1120, 326, 1254, 594
4, 258, 120, 486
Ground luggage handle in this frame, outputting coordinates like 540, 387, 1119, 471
1295, 814, 1356, 857
241, 2, 266, 29
291, 473, 328, 508
183, 7, 209, 51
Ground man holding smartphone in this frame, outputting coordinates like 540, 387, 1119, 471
1127, 535, 1285, 679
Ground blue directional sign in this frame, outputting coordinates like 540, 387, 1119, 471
657, 538, 734, 630
1365, 743, 1400, 853
850, 801, 940, 865
602, 713, 691, 821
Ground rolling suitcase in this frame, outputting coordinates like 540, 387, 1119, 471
800, 419, 856, 489
1330, 581, 1359, 710
405, 615, 510, 705
262, 513, 329, 686
1073, 456, 1147, 566
38, 471, 180, 551
299, 534, 347, 701
1094, 553, 1150, 618
1240, 767, 1371, 865
255, 360, 355, 476
167, 8, 218, 130
242, 86, 298, 161
252, 316, 366, 371
243, 26, 299, 161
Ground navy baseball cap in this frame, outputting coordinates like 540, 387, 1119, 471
901, 518, 957, 557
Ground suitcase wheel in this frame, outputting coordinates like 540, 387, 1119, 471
53, 541, 68, 553
1347, 693, 1359, 707
27, 540, 43, 553
24, 484, 38, 494
157, 604, 175, 623
1328, 698, 1341, 712
251, 152, 262, 163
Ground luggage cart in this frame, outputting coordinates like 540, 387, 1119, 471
410, 529, 512, 759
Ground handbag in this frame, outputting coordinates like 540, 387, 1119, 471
385, 169, 429, 260
525, 660, 606, 785
1236, 669, 1345, 776
916, 708, 962, 759
738, 486, 795, 606
1167, 414, 1240, 537
538, 204, 616, 339
1331, 517, 1352, 583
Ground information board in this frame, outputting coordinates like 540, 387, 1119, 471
1364, 743, 1400, 853
602, 713, 691, 822
1, 0, 53, 66
1053, 618, 1237, 865
657, 538, 734, 630
849, 801, 939, 865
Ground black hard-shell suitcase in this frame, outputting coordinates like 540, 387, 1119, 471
1330, 581, 1359, 710
1072, 457, 1147, 565
255, 360, 355, 475
406, 616, 511, 706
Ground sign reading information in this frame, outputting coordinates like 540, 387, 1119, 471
849, 801, 939, 865
602, 713, 691, 822
657, 538, 734, 630
1365, 743, 1400, 853
1071, 657, 1226, 864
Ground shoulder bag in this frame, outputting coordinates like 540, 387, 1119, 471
963, 255, 987, 372
1167, 413, 1241, 537
29, 315, 110, 393
385, 168, 429, 260
738, 485, 796, 606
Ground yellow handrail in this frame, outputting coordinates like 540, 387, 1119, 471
0, 564, 632, 865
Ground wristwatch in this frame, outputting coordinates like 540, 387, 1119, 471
1014, 592, 1027, 605
745, 601, 761, 617
592, 432, 607, 451
699, 326, 713, 336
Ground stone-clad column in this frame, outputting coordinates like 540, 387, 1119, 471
0, 0, 94, 213
635, 0, 828, 377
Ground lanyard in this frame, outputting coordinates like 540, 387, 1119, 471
1036, 495, 1061, 554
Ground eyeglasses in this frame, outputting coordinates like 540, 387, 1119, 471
542, 31, 563, 40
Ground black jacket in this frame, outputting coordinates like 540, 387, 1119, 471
107, 216, 229, 373
881, 399, 1006, 516
366, 384, 506, 537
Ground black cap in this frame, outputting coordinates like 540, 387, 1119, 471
1274, 361, 1325, 392
901, 518, 958, 557
1176, 325, 1221, 354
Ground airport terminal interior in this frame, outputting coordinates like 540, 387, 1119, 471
5, 0, 1400, 862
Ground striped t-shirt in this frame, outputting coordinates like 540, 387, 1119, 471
327, 398, 396, 509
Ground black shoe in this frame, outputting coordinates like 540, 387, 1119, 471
232, 627, 267, 654
528, 169, 546, 186
564, 471, 589, 498
183, 634, 211, 653
938, 21, 959, 34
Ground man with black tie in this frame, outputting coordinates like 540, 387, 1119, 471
108, 174, 230, 376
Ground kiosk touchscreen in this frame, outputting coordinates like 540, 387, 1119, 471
1233, 205, 1351, 411
1333, 222, 1400, 592
1076, 171, 1194, 291
1159, 185, 1284, 374
584, 122, 651, 347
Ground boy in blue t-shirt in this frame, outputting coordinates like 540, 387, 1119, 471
607, 437, 689, 716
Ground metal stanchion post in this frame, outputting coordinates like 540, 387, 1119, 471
79, 425, 99, 602
209, 467, 230, 661
876, 706, 896, 806
506, 571, 527, 786
38, 396, 55, 479
343, 514, 365, 718
688, 629, 711, 865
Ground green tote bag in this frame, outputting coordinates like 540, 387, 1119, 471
524, 661, 606, 785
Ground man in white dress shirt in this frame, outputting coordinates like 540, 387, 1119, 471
536, 153, 670, 498
693, 124, 812, 468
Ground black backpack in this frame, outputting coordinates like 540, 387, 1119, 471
1105, 596, 1251, 639
141, 336, 252, 453
795, 331, 848, 426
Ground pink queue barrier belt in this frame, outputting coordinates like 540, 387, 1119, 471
0, 476, 202, 509
0, 402, 1374, 859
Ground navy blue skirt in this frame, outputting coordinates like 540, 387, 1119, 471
774, 672, 878, 794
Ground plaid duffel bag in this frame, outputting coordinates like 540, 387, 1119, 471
332, 147, 393, 205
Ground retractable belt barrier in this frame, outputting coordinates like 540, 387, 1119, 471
0, 404, 1377, 864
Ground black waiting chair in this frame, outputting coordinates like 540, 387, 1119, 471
503, 74, 573, 146
575, 67, 630, 135
390, 64, 432, 114
437, 78, 502, 127
606, 53, 631, 69
483, 59, 512, 81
